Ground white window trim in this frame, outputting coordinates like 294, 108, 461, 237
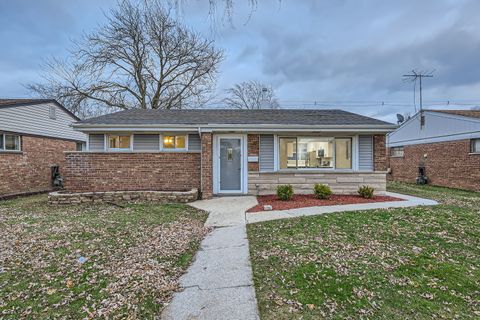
0, 133, 21, 152
470, 138, 480, 154
106, 133, 132, 151
275, 135, 355, 171
160, 133, 189, 151
390, 146, 405, 158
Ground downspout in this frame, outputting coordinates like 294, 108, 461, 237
198, 127, 203, 198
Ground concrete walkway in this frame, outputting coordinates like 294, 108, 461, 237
162, 196, 259, 320
246, 192, 438, 224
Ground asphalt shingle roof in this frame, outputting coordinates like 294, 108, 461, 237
429, 109, 480, 120
0, 99, 55, 107
77, 109, 394, 126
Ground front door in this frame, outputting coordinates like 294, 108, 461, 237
219, 138, 242, 192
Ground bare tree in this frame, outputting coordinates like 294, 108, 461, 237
224, 81, 279, 109
27, 0, 224, 118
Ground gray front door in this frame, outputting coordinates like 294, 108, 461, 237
220, 138, 242, 191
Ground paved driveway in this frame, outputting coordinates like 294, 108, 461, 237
161, 196, 259, 320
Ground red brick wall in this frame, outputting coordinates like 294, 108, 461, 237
388, 139, 480, 191
64, 152, 201, 193
248, 134, 259, 172
0, 135, 77, 197
374, 134, 387, 171
201, 133, 213, 199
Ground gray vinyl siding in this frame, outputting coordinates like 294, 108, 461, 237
88, 134, 105, 151
388, 111, 480, 147
133, 134, 159, 151
0, 102, 86, 141
259, 134, 275, 172
358, 135, 373, 171
188, 134, 201, 151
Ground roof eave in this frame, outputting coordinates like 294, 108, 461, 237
73, 123, 397, 132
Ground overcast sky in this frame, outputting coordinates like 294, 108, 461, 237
1, 0, 480, 122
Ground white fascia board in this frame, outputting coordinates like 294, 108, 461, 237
427, 110, 480, 124
73, 123, 397, 133
387, 130, 480, 147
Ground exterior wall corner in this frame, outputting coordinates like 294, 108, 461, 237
201, 132, 213, 199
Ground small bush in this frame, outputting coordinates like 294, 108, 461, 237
313, 184, 332, 199
358, 185, 375, 199
276, 185, 294, 201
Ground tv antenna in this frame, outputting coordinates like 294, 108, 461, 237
403, 69, 434, 111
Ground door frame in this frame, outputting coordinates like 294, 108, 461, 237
213, 134, 248, 195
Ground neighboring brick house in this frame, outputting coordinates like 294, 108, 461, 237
387, 109, 480, 191
0, 99, 86, 198
67, 109, 395, 199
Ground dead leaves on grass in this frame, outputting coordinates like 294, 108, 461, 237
0, 197, 209, 319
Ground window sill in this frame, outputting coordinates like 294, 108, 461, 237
390, 155, 404, 158
0, 150, 22, 154
277, 169, 353, 173
72, 150, 200, 154
468, 152, 480, 155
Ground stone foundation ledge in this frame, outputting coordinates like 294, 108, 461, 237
48, 188, 199, 205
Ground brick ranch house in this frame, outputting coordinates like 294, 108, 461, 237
64, 109, 396, 199
387, 109, 480, 191
0, 99, 86, 198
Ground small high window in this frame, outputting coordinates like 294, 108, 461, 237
163, 135, 186, 150
0, 134, 21, 151
49, 106, 56, 119
471, 139, 480, 153
390, 146, 404, 157
108, 135, 131, 150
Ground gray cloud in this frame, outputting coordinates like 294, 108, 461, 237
1, 0, 480, 122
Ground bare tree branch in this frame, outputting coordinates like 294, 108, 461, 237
26, 0, 223, 118
224, 81, 279, 109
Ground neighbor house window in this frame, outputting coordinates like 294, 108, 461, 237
471, 139, 480, 153
162, 135, 186, 150
279, 137, 351, 169
108, 135, 131, 150
390, 146, 404, 157
49, 106, 56, 119
76, 142, 85, 151
0, 134, 21, 151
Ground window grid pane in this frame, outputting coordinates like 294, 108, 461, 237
279, 137, 297, 169
472, 139, 480, 153
175, 136, 186, 149
335, 138, 352, 169
163, 135, 186, 149
298, 137, 334, 168
109, 135, 130, 149
5, 135, 20, 151
0, 134, 3, 149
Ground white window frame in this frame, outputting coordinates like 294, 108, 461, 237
276, 135, 354, 171
49, 105, 57, 120
106, 134, 132, 151
470, 139, 480, 154
160, 134, 189, 151
390, 146, 405, 157
0, 133, 21, 152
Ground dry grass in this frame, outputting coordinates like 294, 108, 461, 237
0, 195, 209, 319
248, 182, 480, 319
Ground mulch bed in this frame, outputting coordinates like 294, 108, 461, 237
247, 194, 404, 212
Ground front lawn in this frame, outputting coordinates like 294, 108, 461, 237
0, 195, 209, 319
248, 182, 480, 319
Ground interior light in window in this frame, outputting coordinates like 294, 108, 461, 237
163, 136, 175, 148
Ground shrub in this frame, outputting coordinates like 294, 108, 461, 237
313, 184, 332, 199
276, 185, 294, 201
358, 185, 375, 199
